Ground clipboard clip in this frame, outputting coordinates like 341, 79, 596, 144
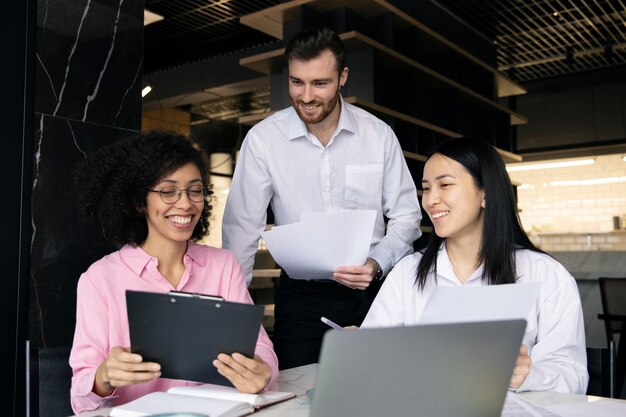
167, 291, 224, 303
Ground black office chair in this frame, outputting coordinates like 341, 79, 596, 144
26, 340, 73, 417
586, 341, 616, 398
597, 277, 626, 397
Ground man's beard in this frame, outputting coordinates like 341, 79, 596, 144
291, 89, 340, 125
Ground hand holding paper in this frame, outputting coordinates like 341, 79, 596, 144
333, 257, 379, 289
509, 344, 532, 389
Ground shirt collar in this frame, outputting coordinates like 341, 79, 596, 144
287, 95, 356, 141
184, 241, 206, 266
436, 244, 456, 283
437, 243, 484, 284
120, 242, 205, 276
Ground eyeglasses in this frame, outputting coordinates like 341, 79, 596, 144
147, 185, 207, 204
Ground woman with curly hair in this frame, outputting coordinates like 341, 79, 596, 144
362, 136, 588, 394
69, 131, 278, 414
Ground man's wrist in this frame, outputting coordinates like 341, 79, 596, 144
369, 258, 384, 280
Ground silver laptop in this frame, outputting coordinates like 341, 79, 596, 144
310, 319, 526, 417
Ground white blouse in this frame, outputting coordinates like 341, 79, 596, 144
362, 245, 589, 394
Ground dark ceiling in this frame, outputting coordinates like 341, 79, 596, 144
440, 0, 626, 82
143, 0, 281, 75
144, 0, 626, 82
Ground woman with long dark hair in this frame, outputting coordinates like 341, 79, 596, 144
69, 131, 278, 414
362, 137, 588, 394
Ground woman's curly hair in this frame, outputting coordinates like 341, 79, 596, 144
76, 131, 213, 246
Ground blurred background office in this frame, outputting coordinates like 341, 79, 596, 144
3, 1, 626, 415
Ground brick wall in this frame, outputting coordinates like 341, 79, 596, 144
530, 231, 626, 251
509, 153, 626, 234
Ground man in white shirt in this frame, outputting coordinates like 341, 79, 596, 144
223, 27, 421, 369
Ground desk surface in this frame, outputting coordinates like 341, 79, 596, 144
75, 363, 626, 417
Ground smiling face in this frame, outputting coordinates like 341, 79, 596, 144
144, 162, 205, 248
422, 153, 486, 243
288, 49, 348, 126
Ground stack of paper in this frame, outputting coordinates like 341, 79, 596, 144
261, 210, 376, 280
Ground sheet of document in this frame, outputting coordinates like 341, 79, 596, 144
261, 210, 376, 280
502, 393, 562, 417
545, 398, 626, 417
419, 282, 541, 324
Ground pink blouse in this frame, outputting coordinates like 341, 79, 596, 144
69, 242, 278, 414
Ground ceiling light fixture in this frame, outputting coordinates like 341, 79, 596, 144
506, 158, 595, 172
622, 155, 626, 162
144, 9, 164, 26
141, 85, 152, 98
546, 176, 626, 187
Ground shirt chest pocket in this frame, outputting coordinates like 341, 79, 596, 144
344, 164, 383, 205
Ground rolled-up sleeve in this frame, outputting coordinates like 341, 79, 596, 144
369, 126, 421, 273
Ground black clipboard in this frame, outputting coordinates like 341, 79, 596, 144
125, 290, 264, 386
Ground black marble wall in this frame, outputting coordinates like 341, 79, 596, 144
30, 0, 144, 348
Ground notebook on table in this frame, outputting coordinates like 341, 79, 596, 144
109, 384, 295, 417
125, 290, 264, 386
310, 319, 526, 417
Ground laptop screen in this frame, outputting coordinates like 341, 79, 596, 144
310, 320, 526, 417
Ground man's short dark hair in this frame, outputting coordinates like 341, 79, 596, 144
284, 26, 345, 75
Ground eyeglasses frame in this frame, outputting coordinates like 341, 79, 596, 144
147, 185, 208, 204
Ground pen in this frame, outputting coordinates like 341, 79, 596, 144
320, 316, 342, 330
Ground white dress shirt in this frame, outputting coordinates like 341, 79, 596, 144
362, 245, 589, 394
222, 96, 422, 284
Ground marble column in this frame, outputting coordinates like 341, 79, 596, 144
30, 0, 144, 347
199, 152, 233, 249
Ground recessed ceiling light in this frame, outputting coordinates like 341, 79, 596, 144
142, 85, 152, 97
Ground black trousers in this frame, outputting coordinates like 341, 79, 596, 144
272, 272, 382, 370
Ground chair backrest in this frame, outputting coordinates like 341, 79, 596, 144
598, 277, 626, 344
26, 341, 73, 417
586, 341, 616, 398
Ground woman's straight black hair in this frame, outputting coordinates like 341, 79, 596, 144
416, 137, 544, 290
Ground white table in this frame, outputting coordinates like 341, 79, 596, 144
74, 363, 626, 416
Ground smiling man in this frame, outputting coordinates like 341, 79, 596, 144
223, 27, 421, 369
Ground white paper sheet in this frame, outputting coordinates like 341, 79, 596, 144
261, 210, 376, 280
502, 393, 562, 417
546, 398, 626, 417
419, 282, 541, 324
